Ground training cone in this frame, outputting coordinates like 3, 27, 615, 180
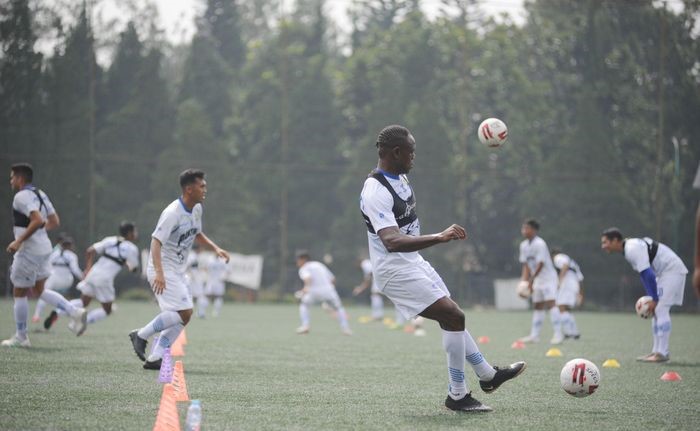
545, 348, 562, 357
172, 361, 190, 402
660, 371, 682, 381
176, 330, 187, 346
477, 336, 490, 344
602, 359, 621, 368
158, 348, 173, 383
358, 316, 372, 324
170, 336, 185, 357
511, 340, 526, 350
153, 384, 180, 431
382, 317, 395, 327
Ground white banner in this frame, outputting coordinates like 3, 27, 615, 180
224, 253, 264, 290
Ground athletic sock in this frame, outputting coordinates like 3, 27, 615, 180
57, 299, 85, 317
87, 308, 107, 324
654, 306, 672, 356
33, 299, 47, 319
549, 306, 562, 338
370, 294, 384, 319
137, 311, 183, 339
530, 310, 545, 338
560, 311, 579, 335
336, 307, 350, 330
651, 317, 660, 353
197, 295, 208, 317
394, 308, 406, 325
148, 323, 184, 362
463, 329, 496, 380
213, 297, 223, 316
14, 297, 29, 340
299, 302, 310, 327
442, 330, 468, 400
40, 289, 79, 317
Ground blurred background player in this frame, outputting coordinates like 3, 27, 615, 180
694, 161, 700, 298
46, 222, 140, 334
203, 254, 228, 318
352, 256, 384, 321
186, 245, 207, 319
517, 219, 563, 345
551, 249, 583, 340
295, 250, 351, 335
3, 163, 86, 347
129, 169, 229, 370
601, 228, 688, 362
32, 236, 83, 324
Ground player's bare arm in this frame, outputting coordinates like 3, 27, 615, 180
7, 211, 46, 254
377, 224, 466, 253
84, 246, 97, 275
353, 273, 372, 296
558, 264, 569, 285
528, 262, 544, 289
150, 238, 166, 294
195, 232, 230, 263
45, 213, 60, 231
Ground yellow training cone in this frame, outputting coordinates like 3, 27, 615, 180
602, 359, 621, 368
545, 348, 562, 357
358, 316, 372, 324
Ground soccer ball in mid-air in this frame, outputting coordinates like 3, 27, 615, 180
560, 358, 601, 398
477, 118, 508, 147
635, 296, 654, 319
516, 280, 531, 298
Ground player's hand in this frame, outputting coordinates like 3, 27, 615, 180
647, 300, 657, 317
152, 272, 166, 295
215, 247, 230, 263
437, 224, 467, 243
6, 240, 21, 254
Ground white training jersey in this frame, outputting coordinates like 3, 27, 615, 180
519, 236, 558, 282
360, 173, 423, 289
207, 258, 228, 285
148, 198, 203, 275
49, 248, 82, 281
87, 236, 139, 281
360, 258, 378, 292
623, 237, 688, 275
12, 186, 56, 255
298, 261, 335, 293
552, 253, 584, 283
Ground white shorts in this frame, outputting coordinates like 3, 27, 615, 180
532, 276, 557, 303
186, 274, 204, 297
78, 276, 115, 303
45, 272, 73, 293
379, 260, 450, 320
556, 278, 580, 307
10, 251, 51, 288
205, 281, 225, 297
148, 270, 193, 312
657, 272, 686, 306
301, 288, 344, 310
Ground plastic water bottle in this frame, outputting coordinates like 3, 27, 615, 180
185, 399, 202, 431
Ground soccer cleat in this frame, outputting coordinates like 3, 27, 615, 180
444, 393, 492, 412
44, 311, 58, 330
129, 330, 148, 361
296, 326, 310, 334
143, 358, 162, 370
636, 353, 655, 362
518, 335, 539, 343
69, 308, 88, 337
1, 335, 31, 347
641, 352, 669, 363
480, 361, 527, 394
550, 333, 564, 345
564, 333, 581, 340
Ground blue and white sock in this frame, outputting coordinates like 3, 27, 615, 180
14, 297, 29, 340
87, 308, 107, 324
56, 299, 83, 317
299, 303, 310, 327
654, 305, 672, 356
464, 329, 496, 380
148, 323, 184, 362
549, 307, 562, 338
336, 307, 350, 330
40, 289, 79, 317
530, 310, 545, 338
443, 330, 468, 400
213, 297, 223, 316
560, 311, 579, 335
197, 295, 208, 318
137, 311, 183, 340
370, 294, 384, 320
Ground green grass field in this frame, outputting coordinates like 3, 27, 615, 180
1, 300, 699, 431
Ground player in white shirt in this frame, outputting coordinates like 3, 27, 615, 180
352, 257, 384, 321
517, 219, 564, 345
551, 249, 583, 339
32, 236, 83, 323
3, 163, 87, 347
360, 125, 525, 412
601, 228, 688, 362
295, 250, 351, 335
203, 255, 228, 317
185, 246, 207, 319
129, 169, 230, 370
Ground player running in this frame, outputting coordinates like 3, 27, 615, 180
517, 219, 564, 345
32, 236, 83, 323
360, 125, 525, 412
601, 228, 688, 362
3, 163, 87, 347
295, 250, 352, 335
551, 249, 583, 340
352, 257, 384, 321
129, 169, 229, 370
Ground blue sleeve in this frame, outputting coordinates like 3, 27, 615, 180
639, 268, 658, 302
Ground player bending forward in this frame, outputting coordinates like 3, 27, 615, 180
360, 125, 525, 412
129, 169, 229, 369
601, 228, 687, 362
551, 249, 583, 340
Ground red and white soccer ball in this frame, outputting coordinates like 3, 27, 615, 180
560, 358, 601, 398
477, 118, 508, 148
635, 295, 654, 319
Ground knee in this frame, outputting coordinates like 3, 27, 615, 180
442, 306, 465, 331
180, 309, 193, 325
103, 304, 112, 315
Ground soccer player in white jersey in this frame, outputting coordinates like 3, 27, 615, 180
203, 255, 228, 317
517, 219, 564, 345
32, 236, 83, 324
551, 249, 583, 340
352, 257, 384, 321
46, 222, 140, 334
295, 250, 352, 335
601, 228, 688, 362
185, 246, 207, 319
2, 163, 87, 347
360, 125, 525, 412
129, 169, 230, 370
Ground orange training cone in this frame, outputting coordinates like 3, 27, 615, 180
176, 329, 187, 346
153, 383, 180, 431
172, 361, 190, 402
477, 336, 490, 344
511, 340, 526, 350
660, 371, 682, 381
170, 336, 185, 357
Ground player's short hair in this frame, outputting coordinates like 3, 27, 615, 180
602, 227, 623, 241
295, 249, 311, 260
179, 169, 205, 188
376, 125, 411, 149
523, 218, 540, 230
119, 221, 136, 237
11, 163, 33, 182
550, 247, 561, 256
61, 236, 74, 246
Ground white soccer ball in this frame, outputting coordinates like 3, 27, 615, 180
516, 280, 531, 299
635, 296, 654, 319
477, 118, 508, 148
560, 358, 601, 398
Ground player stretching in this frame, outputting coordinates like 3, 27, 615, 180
551, 249, 583, 340
3, 163, 87, 347
129, 169, 229, 369
517, 219, 564, 345
601, 228, 688, 362
45, 222, 140, 334
352, 257, 384, 321
360, 125, 525, 412
32, 236, 83, 323
295, 250, 352, 335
